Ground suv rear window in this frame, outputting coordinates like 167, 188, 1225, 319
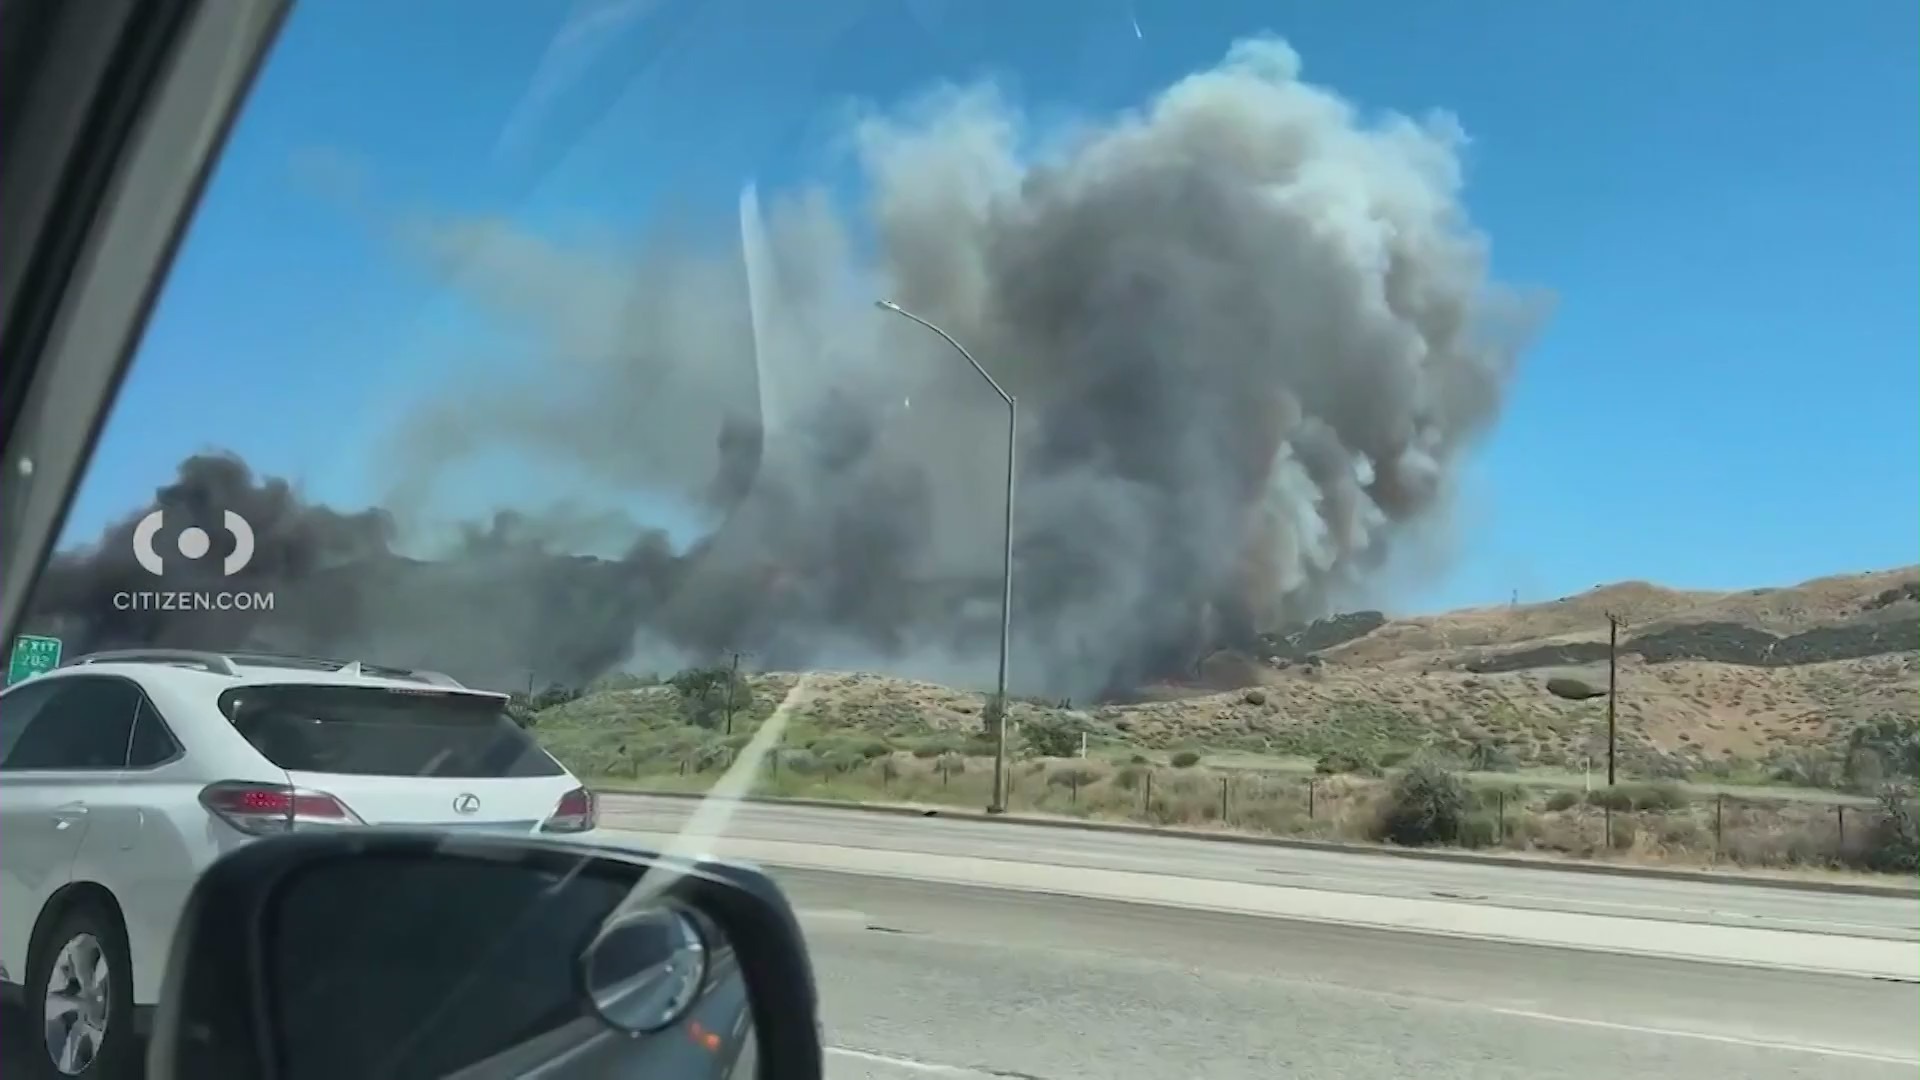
219, 686, 564, 778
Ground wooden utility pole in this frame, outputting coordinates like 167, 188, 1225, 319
722, 651, 746, 736
1606, 612, 1622, 786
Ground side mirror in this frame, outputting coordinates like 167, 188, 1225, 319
146, 830, 823, 1080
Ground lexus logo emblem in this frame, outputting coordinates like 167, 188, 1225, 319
452, 793, 481, 815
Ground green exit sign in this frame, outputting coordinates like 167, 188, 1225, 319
8, 635, 61, 686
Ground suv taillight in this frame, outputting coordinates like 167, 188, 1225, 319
540, 786, 596, 834
201, 782, 362, 835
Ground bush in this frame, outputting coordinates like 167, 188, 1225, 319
1587, 786, 1633, 812
1846, 716, 1920, 788
667, 666, 753, 730
1023, 717, 1085, 758
1768, 747, 1841, 789
1457, 812, 1499, 849
1545, 676, 1604, 701
1860, 784, 1919, 873
1315, 748, 1382, 777
1170, 750, 1202, 769
1373, 762, 1469, 847
777, 749, 823, 775
1544, 790, 1580, 812
1465, 738, 1518, 773
530, 683, 582, 711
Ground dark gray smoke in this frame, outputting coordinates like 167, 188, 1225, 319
29, 38, 1542, 698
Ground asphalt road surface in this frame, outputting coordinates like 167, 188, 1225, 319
596, 793, 1919, 942
7, 796, 1912, 1078
791, 870, 1916, 1080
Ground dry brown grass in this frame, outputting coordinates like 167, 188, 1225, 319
618, 751, 1909, 877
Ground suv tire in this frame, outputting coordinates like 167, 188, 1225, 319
26, 901, 139, 1080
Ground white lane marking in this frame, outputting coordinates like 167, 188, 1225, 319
1487, 1006, 1920, 1065
827, 1046, 999, 1076
796, 908, 872, 923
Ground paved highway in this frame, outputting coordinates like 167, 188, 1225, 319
8, 795, 1911, 1078
596, 793, 1920, 942
789, 870, 1916, 1079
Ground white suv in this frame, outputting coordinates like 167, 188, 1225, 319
0, 649, 599, 1078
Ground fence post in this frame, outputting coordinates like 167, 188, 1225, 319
1308, 778, 1316, 821
1220, 776, 1230, 823
1837, 804, 1846, 852
1714, 794, 1724, 860
1497, 790, 1505, 843
1604, 806, 1613, 852
1143, 769, 1154, 813
1070, 773, 1079, 804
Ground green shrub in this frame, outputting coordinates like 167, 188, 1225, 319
1315, 748, 1382, 777
1544, 790, 1580, 812
1586, 787, 1633, 812
1023, 717, 1085, 758
1170, 750, 1202, 769
1858, 785, 1919, 873
777, 749, 822, 775
1846, 716, 1920, 787
1545, 676, 1604, 701
1457, 812, 1499, 849
1373, 762, 1469, 847
667, 666, 754, 730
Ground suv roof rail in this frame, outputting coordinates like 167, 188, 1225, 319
222, 651, 468, 689
71, 648, 467, 689
72, 649, 241, 676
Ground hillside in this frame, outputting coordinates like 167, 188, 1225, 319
540, 565, 1919, 789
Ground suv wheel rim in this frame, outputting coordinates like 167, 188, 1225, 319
43, 931, 110, 1075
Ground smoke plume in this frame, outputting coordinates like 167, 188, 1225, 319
26, 38, 1542, 697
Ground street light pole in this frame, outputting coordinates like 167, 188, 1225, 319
876, 299, 1016, 814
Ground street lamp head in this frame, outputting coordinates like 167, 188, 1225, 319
875, 299, 900, 312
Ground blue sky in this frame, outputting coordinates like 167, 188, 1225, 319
71, 0, 1919, 613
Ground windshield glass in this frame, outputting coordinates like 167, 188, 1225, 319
11, 2, 1918, 1078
